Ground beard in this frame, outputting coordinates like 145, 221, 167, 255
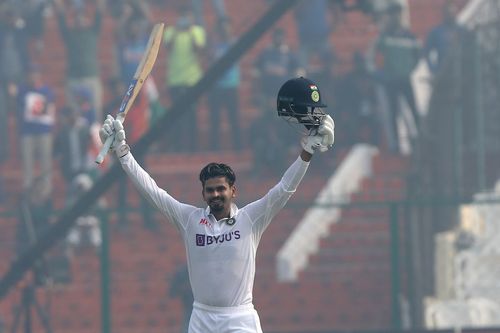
209, 198, 225, 212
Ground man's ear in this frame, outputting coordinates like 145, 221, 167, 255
231, 185, 237, 198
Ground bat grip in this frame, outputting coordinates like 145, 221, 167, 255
95, 135, 114, 164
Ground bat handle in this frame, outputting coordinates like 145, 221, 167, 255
95, 135, 114, 164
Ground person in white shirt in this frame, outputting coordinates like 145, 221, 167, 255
98, 77, 334, 333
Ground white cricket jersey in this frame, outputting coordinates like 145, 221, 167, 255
119, 153, 309, 308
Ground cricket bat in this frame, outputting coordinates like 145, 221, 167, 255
95, 22, 164, 164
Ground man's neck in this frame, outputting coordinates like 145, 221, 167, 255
212, 210, 230, 222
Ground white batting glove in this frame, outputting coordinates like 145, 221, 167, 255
301, 115, 335, 154
99, 115, 130, 158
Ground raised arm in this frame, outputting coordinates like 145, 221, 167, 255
98, 115, 196, 232
245, 115, 335, 236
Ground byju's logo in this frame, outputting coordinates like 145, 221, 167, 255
195, 231, 240, 247
196, 234, 206, 246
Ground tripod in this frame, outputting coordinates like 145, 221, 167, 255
11, 282, 52, 333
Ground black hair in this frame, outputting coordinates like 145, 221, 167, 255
199, 163, 236, 187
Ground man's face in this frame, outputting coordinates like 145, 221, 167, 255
443, 2, 459, 23
202, 177, 236, 214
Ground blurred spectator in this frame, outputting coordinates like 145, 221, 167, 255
53, 106, 92, 186
109, 0, 166, 127
170, 264, 193, 333
163, 4, 206, 152
17, 0, 50, 51
364, 0, 411, 29
114, 1, 151, 84
191, 0, 226, 29
72, 85, 96, 124
0, 2, 31, 166
336, 52, 380, 147
424, 0, 467, 76
371, 2, 421, 153
16, 64, 56, 195
306, 48, 337, 93
53, 0, 105, 122
71, 85, 103, 175
293, 0, 334, 72
65, 173, 102, 254
104, 77, 126, 121
107, 0, 152, 20
207, 17, 241, 151
250, 28, 300, 175
112, 0, 165, 132
252, 28, 301, 114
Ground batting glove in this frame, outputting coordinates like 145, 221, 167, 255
301, 114, 335, 154
99, 115, 130, 158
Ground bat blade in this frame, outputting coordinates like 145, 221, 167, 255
95, 22, 164, 164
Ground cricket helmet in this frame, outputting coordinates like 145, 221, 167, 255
276, 77, 327, 128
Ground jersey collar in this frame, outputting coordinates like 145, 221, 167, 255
205, 203, 239, 220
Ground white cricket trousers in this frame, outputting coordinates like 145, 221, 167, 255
188, 302, 263, 333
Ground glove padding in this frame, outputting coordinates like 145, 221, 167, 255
99, 115, 129, 158
301, 115, 335, 154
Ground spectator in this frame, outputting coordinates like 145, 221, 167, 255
107, 0, 152, 21
163, 4, 206, 152
16, 64, 56, 195
371, 2, 421, 153
53, 106, 92, 186
71, 85, 103, 176
293, 0, 334, 71
424, 0, 467, 76
250, 28, 301, 176
112, 0, 164, 134
207, 17, 241, 151
191, 0, 226, 29
336, 52, 380, 147
18, 0, 50, 51
114, 1, 152, 84
306, 48, 338, 103
252, 28, 301, 114
0, 3, 31, 171
53, 0, 105, 122
112, 0, 156, 126
72, 86, 96, 125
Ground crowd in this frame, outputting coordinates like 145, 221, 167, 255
0, 0, 466, 283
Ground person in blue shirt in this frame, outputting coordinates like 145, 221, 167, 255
424, 0, 468, 76
16, 64, 56, 195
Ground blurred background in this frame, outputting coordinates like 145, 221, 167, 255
0, 0, 500, 332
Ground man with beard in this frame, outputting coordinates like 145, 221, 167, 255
98, 77, 334, 333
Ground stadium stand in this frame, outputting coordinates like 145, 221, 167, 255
1, 1, 487, 333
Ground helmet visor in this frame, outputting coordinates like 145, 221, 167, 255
278, 104, 327, 128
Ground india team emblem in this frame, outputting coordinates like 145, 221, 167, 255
311, 91, 320, 102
